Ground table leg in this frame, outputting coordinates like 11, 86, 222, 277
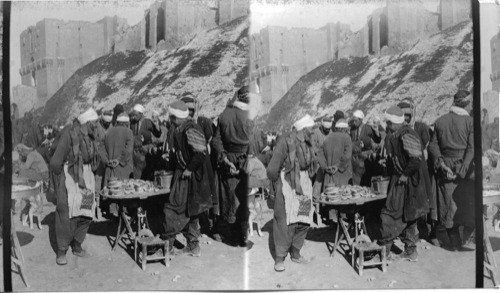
484, 215, 499, 287
112, 208, 123, 251
11, 213, 29, 287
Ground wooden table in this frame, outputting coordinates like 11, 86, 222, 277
319, 194, 387, 259
483, 190, 500, 287
101, 189, 170, 251
11, 178, 42, 288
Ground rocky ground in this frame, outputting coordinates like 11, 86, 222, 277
2, 192, 493, 291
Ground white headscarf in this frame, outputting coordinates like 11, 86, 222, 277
293, 114, 315, 131
78, 108, 99, 125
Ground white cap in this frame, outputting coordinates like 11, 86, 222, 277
116, 113, 130, 123
353, 110, 365, 120
293, 114, 315, 131
78, 108, 99, 125
133, 104, 146, 114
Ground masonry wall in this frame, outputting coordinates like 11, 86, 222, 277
219, 0, 249, 25
386, 1, 440, 54
114, 21, 145, 52
483, 90, 499, 119
491, 32, 500, 92
11, 85, 39, 117
20, 18, 107, 101
440, 0, 471, 30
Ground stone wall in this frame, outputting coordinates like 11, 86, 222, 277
483, 90, 499, 120
440, 0, 471, 30
11, 85, 38, 117
19, 18, 115, 101
491, 31, 500, 92
250, 0, 470, 112
114, 21, 145, 53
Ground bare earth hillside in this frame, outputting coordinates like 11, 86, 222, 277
259, 20, 473, 132
39, 16, 249, 124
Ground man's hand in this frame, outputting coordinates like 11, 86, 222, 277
182, 170, 192, 179
262, 145, 271, 153
326, 165, 338, 174
440, 162, 456, 180
379, 158, 387, 168
398, 175, 408, 184
224, 157, 239, 175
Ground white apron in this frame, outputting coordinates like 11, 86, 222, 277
281, 170, 314, 225
64, 164, 96, 219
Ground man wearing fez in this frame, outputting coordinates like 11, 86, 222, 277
378, 106, 429, 262
162, 101, 212, 256
267, 114, 317, 272
129, 104, 162, 180
429, 90, 475, 250
50, 108, 101, 265
210, 86, 252, 246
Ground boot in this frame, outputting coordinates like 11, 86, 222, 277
72, 241, 86, 257
446, 227, 462, 251
56, 250, 68, 265
461, 226, 475, 251
290, 247, 309, 264
274, 256, 285, 272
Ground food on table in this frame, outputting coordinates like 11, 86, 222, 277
103, 179, 160, 196
320, 185, 377, 202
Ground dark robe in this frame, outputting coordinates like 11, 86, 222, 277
267, 132, 315, 258
318, 131, 352, 186
49, 124, 98, 251
162, 121, 212, 241
101, 125, 134, 180
428, 111, 475, 229
379, 126, 429, 250
131, 117, 162, 180
210, 105, 251, 224
350, 123, 382, 186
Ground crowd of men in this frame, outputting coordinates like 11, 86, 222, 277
248, 90, 481, 272
4, 88, 495, 273
9, 86, 253, 265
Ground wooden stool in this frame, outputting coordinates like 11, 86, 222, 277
135, 234, 170, 271
484, 214, 499, 287
11, 211, 29, 287
352, 242, 387, 276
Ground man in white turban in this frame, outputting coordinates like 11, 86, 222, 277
129, 103, 162, 180
266, 114, 317, 272
377, 105, 429, 262
349, 109, 382, 186
162, 101, 212, 256
49, 107, 101, 265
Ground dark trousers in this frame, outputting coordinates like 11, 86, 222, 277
163, 207, 200, 249
379, 214, 418, 253
273, 179, 309, 258
54, 172, 91, 251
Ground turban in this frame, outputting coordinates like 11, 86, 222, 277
102, 110, 113, 122
116, 113, 130, 123
293, 114, 315, 131
453, 90, 471, 108
397, 100, 414, 115
237, 86, 250, 104
78, 108, 99, 125
335, 119, 349, 129
169, 101, 189, 119
384, 106, 405, 124
334, 110, 345, 121
321, 117, 333, 129
133, 104, 146, 114
353, 110, 365, 120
